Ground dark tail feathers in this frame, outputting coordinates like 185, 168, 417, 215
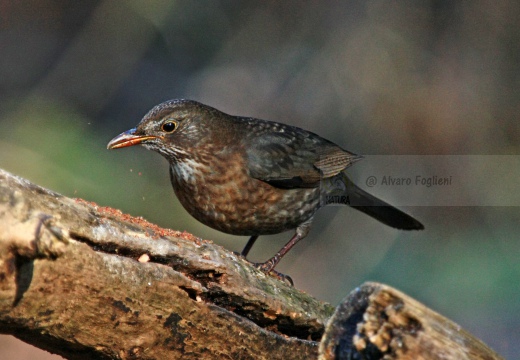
342, 174, 424, 230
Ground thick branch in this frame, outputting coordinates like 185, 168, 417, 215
0, 169, 332, 359
319, 283, 504, 360
0, 169, 504, 359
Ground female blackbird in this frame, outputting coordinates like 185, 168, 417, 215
107, 99, 423, 282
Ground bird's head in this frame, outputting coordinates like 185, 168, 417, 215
107, 99, 222, 161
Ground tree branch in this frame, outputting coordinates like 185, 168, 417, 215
319, 283, 504, 360
0, 169, 503, 359
0, 169, 330, 359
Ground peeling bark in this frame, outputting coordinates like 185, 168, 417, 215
0, 169, 504, 360
0, 169, 331, 359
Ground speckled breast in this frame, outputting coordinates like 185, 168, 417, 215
168, 154, 321, 236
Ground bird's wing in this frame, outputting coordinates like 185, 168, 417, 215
246, 128, 360, 189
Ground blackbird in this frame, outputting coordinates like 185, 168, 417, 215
107, 99, 423, 282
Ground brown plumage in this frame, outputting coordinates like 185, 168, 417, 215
108, 99, 423, 283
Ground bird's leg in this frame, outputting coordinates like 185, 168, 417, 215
236, 235, 294, 285
255, 220, 312, 285
240, 235, 259, 258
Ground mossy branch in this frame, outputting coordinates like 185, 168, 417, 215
0, 169, 502, 360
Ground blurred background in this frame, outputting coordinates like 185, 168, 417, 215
1, 1, 519, 358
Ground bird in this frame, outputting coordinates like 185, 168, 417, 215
107, 99, 423, 284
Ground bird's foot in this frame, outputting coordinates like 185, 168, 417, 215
234, 252, 294, 285
254, 261, 294, 286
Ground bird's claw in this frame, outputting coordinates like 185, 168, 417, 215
235, 251, 294, 285
254, 261, 294, 286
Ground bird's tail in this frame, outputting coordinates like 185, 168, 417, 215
321, 173, 424, 230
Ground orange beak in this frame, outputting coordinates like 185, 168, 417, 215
107, 128, 158, 149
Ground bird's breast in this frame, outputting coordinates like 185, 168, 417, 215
168, 154, 320, 236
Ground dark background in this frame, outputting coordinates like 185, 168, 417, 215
1, 1, 519, 358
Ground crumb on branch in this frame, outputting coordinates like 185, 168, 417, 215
74, 198, 207, 245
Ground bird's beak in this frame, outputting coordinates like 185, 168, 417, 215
107, 128, 157, 149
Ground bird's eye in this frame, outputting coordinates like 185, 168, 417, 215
161, 121, 177, 133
